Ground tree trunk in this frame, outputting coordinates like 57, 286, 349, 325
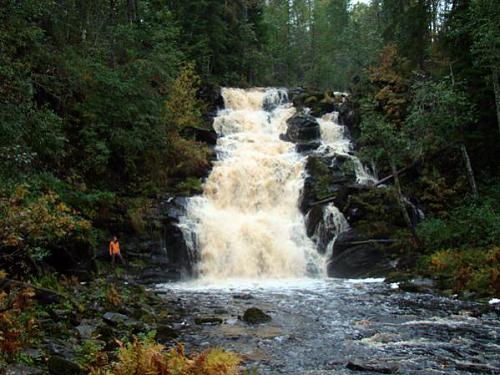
460, 143, 478, 198
492, 68, 500, 136
390, 158, 420, 244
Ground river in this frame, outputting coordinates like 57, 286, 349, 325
158, 279, 499, 374
160, 88, 499, 374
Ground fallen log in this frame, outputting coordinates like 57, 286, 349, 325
375, 160, 420, 187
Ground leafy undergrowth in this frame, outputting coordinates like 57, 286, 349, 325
421, 246, 500, 298
0, 268, 245, 374
90, 338, 241, 375
0, 281, 38, 363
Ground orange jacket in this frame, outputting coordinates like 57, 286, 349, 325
109, 240, 120, 255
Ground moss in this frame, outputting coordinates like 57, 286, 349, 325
242, 308, 271, 324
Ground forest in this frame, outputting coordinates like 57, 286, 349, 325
0, 0, 499, 374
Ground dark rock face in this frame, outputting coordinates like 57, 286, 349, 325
242, 308, 272, 324
327, 229, 392, 278
286, 113, 321, 143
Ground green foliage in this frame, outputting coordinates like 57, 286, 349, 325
0, 185, 93, 269
175, 178, 204, 196
406, 78, 473, 154
417, 200, 500, 251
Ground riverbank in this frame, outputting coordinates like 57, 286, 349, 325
0, 263, 242, 375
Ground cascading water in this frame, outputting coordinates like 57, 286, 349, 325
180, 88, 323, 280
307, 110, 377, 258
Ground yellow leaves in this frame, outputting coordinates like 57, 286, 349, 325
92, 337, 242, 375
368, 44, 410, 127
0, 186, 92, 260
106, 285, 122, 307
0, 287, 38, 359
163, 63, 205, 131
11, 287, 35, 310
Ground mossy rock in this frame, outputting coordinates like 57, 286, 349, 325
48, 356, 84, 375
242, 308, 271, 324
304, 95, 319, 105
194, 317, 223, 325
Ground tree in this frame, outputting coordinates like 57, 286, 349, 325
406, 78, 478, 197
468, 0, 500, 134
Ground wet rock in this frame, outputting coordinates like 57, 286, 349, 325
194, 317, 223, 325
399, 278, 435, 294
455, 361, 500, 373
156, 324, 179, 341
284, 113, 321, 152
75, 319, 98, 340
242, 308, 272, 324
346, 361, 399, 373
48, 356, 84, 375
328, 229, 392, 278
102, 312, 130, 326
233, 293, 253, 300
3, 364, 44, 375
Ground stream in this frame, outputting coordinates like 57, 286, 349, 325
158, 279, 500, 374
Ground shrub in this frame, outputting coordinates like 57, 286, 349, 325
417, 200, 500, 252
0, 185, 93, 270
0, 272, 38, 362
424, 246, 500, 297
91, 337, 242, 375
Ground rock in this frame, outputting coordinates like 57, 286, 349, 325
346, 361, 399, 373
75, 319, 98, 340
181, 126, 217, 146
156, 324, 179, 342
328, 229, 393, 278
284, 113, 321, 152
233, 293, 253, 300
3, 365, 44, 375
399, 278, 435, 294
242, 308, 271, 324
48, 356, 84, 375
194, 317, 223, 325
102, 312, 130, 326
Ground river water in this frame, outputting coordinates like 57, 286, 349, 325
158, 279, 499, 374
164, 89, 499, 373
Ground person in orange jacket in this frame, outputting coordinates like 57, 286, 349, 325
109, 236, 124, 267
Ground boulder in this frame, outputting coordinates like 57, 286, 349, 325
75, 319, 98, 340
242, 308, 272, 324
156, 324, 179, 342
48, 356, 84, 375
102, 312, 130, 326
328, 229, 392, 278
285, 113, 321, 144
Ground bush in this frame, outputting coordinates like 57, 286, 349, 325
417, 200, 500, 251
0, 184, 93, 271
0, 272, 38, 362
90, 337, 241, 375
423, 246, 500, 297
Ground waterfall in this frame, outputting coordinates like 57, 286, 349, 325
317, 112, 377, 185
311, 110, 377, 257
180, 88, 323, 280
